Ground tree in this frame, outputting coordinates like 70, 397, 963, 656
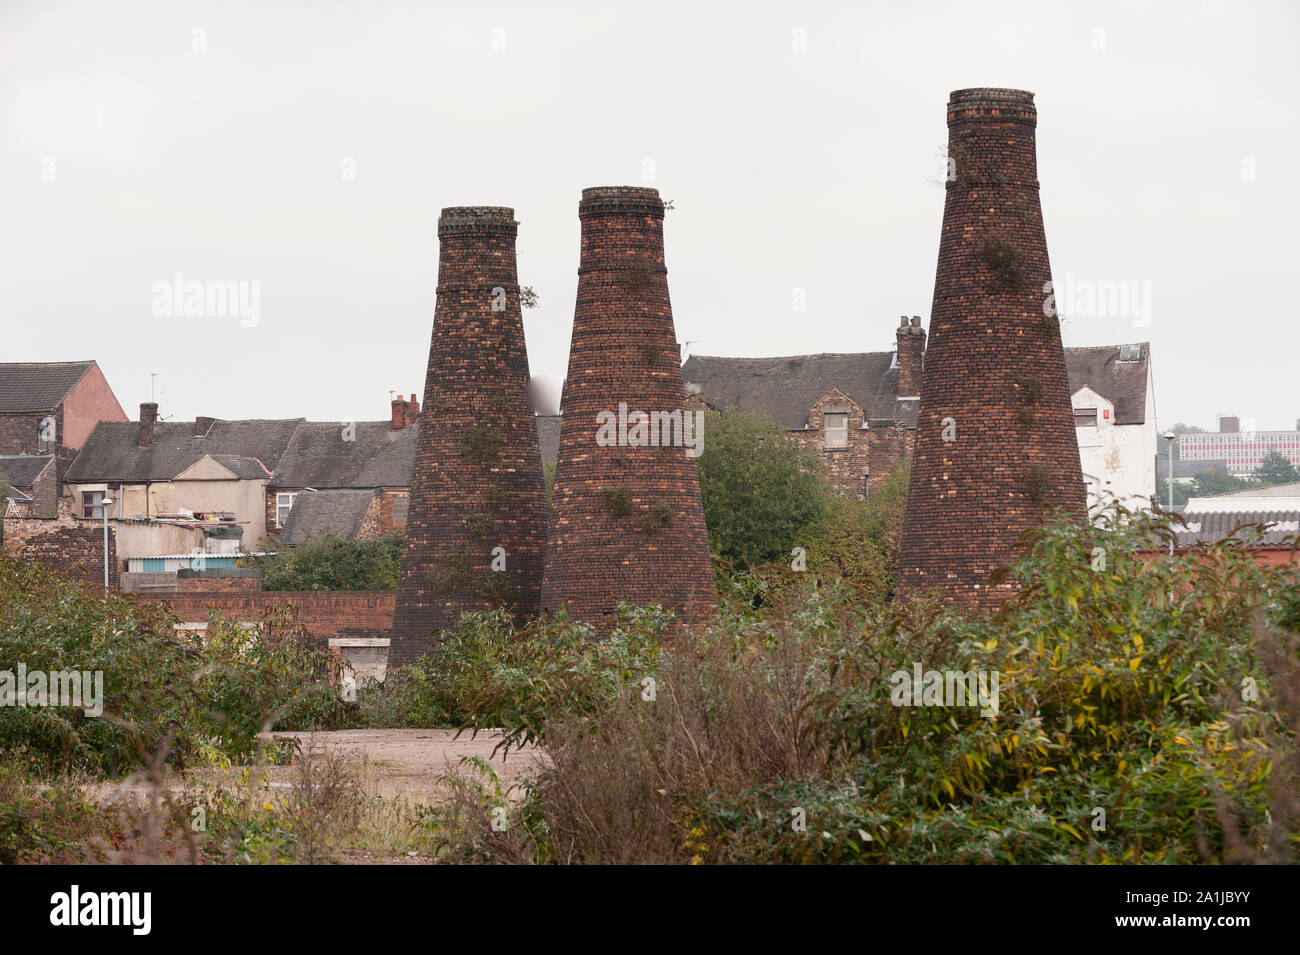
1158, 477, 1191, 508
695, 410, 831, 568
1191, 467, 1257, 497
1255, 450, 1300, 487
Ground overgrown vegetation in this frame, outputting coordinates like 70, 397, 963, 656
0, 558, 346, 776
246, 532, 404, 591
426, 505, 1300, 864
696, 409, 831, 569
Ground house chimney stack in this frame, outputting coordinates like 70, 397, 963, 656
391, 397, 406, 431
194, 416, 215, 437
389, 206, 547, 666
896, 88, 1086, 607
406, 393, 419, 426
540, 186, 715, 629
896, 315, 926, 397
138, 402, 157, 448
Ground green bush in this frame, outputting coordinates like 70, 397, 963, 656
696, 409, 831, 569
248, 532, 404, 591
439, 505, 1300, 864
0, 557, 345, 776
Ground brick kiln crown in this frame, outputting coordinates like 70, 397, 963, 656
578, 186, 665, 217
437, 206, 519, 236
947, 88, 1037, 125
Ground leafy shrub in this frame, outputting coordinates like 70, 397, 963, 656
250, 532, 403, 591
0, 557, 344, 775
440, 506, 1300, 864
696, 409, 831, 569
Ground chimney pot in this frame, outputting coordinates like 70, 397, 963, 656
138, 403, 158, 448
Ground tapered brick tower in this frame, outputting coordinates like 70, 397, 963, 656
896, 89, 1086, 606
388, 206, 546, 665
541, 186, 714, 629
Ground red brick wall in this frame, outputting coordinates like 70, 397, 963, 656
541, 187, 715, 630
61, 363, 127, 451
153, 588, 396, 646
897, 88, 1087, 607
3, 511, 118, 590
389, 206, 547, 665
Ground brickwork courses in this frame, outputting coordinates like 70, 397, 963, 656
540, 187, 715, 628
897, 88, 1087, 606
388, 207, 547, 665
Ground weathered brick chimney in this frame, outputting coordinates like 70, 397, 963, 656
405, 393, 420, 426
194, 416, 215, 437
540, 186, 715, 629
897, 89, 1086, 606
896, 315, 926, 397
138, 402, 157, 448
390, 397, 405, 431
388, 206, 547, 665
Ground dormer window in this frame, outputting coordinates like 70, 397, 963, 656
1074, 407, 1098, 428
1118, 344, 1141, 362
824, 412, 849, 448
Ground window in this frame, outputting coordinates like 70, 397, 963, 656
276, 492, 297, 527
1118, 344, 1141, 362
1074, 407, 1098, 427
82, 490, 105, 518
824, 412, 848, 449
863, 472, 871, 499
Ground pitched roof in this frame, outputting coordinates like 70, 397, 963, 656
0, 454, 54, 488
680, 342, 1151, 429
1064, 344, 1150, 425
1175, 510, 1300, 547
0, 361, 95, 411
682, 352, 904, 429
279, 489, 378, 546
65, 419, 303, 483
268, 422, 417, 489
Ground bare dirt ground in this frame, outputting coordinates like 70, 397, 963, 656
86, 728, 547, 806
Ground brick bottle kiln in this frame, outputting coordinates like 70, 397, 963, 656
540, 186, 714, 628
388, 206, 547, 665
896, 89, 1086, 605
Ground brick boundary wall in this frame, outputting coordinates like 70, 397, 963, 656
896, 88, 1087, 607
151, 585, 395, 649
541, 186, 715, 629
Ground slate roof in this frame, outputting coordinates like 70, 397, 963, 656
1064, 344, 1150, 425
1175, 510, 1300, 547
66, 419, 303, 483
681, 352, 904, 429
0, 454, 54, 489
0, 361, 95, 412
680, 343, 1151, 429
268, 422, 417, 489
279, 489, 378, 546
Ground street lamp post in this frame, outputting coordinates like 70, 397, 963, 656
1163, 431, 1176, 557
101, 495, 114, 591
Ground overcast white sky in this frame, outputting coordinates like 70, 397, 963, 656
2, 0, 1296, 431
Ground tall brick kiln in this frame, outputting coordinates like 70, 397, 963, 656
896, 89, 1086, 606
541, 186, 714, 628
388, 206, 547, 665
